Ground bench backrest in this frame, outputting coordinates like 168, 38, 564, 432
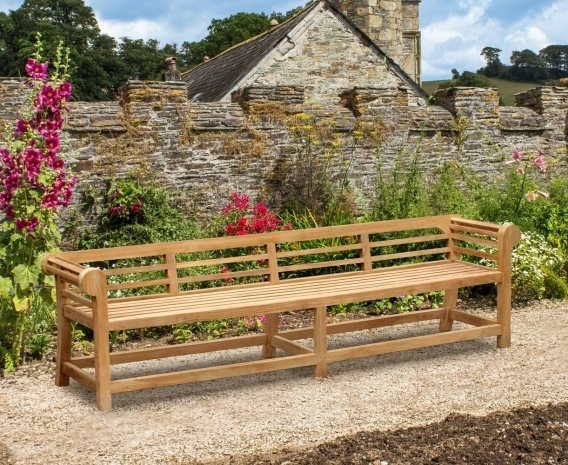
43, 216, 521, 302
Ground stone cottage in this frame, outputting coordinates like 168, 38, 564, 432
182, 0, 426, 105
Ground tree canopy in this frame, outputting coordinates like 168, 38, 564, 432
476, 44, 567, 83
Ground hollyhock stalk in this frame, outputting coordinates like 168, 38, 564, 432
0, 34, 74, 370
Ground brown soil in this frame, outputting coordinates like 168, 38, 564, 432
210, 402, 568, 465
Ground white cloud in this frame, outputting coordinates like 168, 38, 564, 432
96, 11, 210, 45
421, 0, 568, 80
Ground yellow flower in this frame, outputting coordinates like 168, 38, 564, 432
331, 141, 341, 147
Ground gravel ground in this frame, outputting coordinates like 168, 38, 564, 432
0, 300, 567, 465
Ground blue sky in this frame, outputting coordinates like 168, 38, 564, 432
1, 0, 566, 80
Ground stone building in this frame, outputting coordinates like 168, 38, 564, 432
182, 0, 424, 104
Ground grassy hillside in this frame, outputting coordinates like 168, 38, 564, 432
421, 78, 540, 106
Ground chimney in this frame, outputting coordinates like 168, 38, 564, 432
164, 57, 181, 82
329, 0, 421, 83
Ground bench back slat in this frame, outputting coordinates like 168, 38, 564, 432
371, 247, 451, 263
48, 215, 521, 300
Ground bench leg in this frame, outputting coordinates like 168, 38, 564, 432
55, 313, 72, 387
55, 278, 71, 387
439, 288, 458, 332
261, 313, 279, 358
496, 282, 511, 348
94, 327, 112, 411
314, 306, 327, 378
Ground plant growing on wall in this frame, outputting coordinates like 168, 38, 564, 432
0, 34, 75, 370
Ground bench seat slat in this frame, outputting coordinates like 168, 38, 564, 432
70, 261, 501, 331
95, 262, 482, 314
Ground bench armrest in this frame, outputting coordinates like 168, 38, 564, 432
42, 255, 108, 299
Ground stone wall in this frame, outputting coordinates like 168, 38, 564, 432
0, 79, 567, 228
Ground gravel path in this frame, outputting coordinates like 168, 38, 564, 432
1, 301, 567, 465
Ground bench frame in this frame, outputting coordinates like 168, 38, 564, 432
43, 215, 521, 410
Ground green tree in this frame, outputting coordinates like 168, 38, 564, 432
438, 71, 492, 89
118, 38, 170, 81
0, 0, 125, 100
479, 46, 505, 77
539, 45, 568, 77
509, 49, 549, 81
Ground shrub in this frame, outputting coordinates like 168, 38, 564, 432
480, 231, 566, 301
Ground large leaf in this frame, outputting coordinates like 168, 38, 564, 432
38, 286, 56, 305
0, 276, 13, 298
12, 294, 30, 312
12, 264, 41, 290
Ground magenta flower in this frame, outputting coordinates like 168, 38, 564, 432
44, 136, 60, 152
15, 216, 39, 232
25, 58, 48, 80
58, 82, 72, 100
40, 86, 61, 108
13, 119, 30, 139
52, 159, 64, 170
5, 206, 15, 219
0, 191, 12, 209
5, 170, 22, 191
41, 192, 60, 209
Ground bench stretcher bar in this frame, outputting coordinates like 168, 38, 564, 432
63, 308, 500, 395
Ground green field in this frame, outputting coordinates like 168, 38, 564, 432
421, 78, 541, 106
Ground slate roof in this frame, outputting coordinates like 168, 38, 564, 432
181, 2, 319, 102
181, 0, 427, 102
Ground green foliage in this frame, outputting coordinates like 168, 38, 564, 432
479, 231, 566, 301
75, 178, 201, 249
438, 71, 492, 89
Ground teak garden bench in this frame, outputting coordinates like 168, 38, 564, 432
43, 215, 521, 410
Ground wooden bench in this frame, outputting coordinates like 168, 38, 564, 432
43, 215, 521, 410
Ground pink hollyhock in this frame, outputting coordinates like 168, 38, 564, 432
537, 191, 550, 199
58, 82, 72, 100
12, 119, 30, 140
25, 58, 48, 80
40, 86, 61, 108
41, 192, 60, 209
512, 151, 524, 160
44, 136, 60, 152
504, 160, 516, 166
15, 216, 39, 232
534, 156, 547, 171
517, 168, 525, 175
